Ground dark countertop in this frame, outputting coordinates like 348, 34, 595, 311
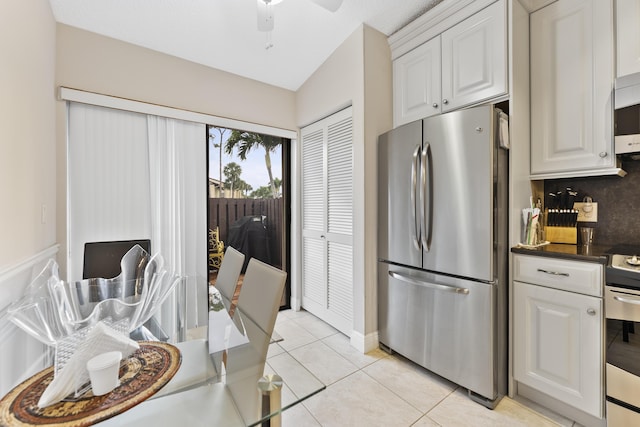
511, 243, 609, 264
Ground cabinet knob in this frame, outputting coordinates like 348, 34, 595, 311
587, 308, 596, 316
599, 152, 608, 158
442, 99, 449, 105
432, 103, 438, 108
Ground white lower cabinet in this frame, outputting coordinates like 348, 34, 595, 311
513, 280, 603, 418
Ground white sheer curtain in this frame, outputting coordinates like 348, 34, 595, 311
68, 102, 207, 341
147, 116, 207, 336
67, 103, 151, 281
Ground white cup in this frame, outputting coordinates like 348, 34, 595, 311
86, 351, 122, 396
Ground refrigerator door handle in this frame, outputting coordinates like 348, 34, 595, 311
389, 271, 469, 295
420, 143, 432, 252
411, 145, 421, 251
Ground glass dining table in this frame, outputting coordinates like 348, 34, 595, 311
97, 288, 326, 426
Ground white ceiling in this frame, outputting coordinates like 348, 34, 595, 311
48, 0, 443, 91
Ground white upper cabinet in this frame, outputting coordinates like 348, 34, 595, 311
441, 0, 507, 112
393, 37, 441, 124
393, 0, 507, 127
530, 0, 622, 178
616, 0, 640, 77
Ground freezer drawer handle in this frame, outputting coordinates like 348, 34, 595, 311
613, 295, 640, 306
536, 268, 569, 277
388, 271, 469, 295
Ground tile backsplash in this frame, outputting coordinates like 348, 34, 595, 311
544, 158, 640, 247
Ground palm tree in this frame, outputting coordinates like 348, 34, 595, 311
225, 130, 281, 198
223, 162, 242, 197
239, 181, 253, 197
209, 127, 228, 197
250, 186, 273, 199
273, 177, 282, 197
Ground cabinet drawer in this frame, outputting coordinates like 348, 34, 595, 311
513, 254, 603, 296
607, 364, 640, 410
605, 286, 640, 322
607, 400, 640, 427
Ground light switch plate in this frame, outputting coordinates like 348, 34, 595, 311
574, 202, 598, 222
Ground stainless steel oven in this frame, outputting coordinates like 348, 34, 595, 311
605, 250, 640, 426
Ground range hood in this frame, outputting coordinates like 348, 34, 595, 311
615, 72, 640, 155
615, 72, 640, 109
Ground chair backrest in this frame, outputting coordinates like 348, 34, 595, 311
235, 258, 286, 338
83, 239, 151, 279
225, 258, 286, 420
214, 246, 245, 301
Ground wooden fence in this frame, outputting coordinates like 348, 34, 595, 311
208, 198, 283, 268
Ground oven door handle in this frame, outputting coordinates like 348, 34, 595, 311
613, 295, 640, 305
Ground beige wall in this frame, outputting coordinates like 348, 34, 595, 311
55, 24, 298, 276
362, 25, 393, 337
0, 8, 393, 348
56, 25, 297, 131
0, 0, 57, 270
295, 25, 392, 350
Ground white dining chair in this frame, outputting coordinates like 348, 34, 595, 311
153, 248, 247, 398
235, 258, 286, 338
213, 246, 245, 302
225, 258, 287, 420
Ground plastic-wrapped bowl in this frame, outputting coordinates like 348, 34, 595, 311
8, 245, 179, 346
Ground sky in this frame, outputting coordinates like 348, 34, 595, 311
208, 127, 282, 191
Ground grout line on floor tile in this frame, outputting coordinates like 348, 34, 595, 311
279, 310, 574, 426
357, 367, 442, 417
423, 386, 461, 417
286, 340, 360, 386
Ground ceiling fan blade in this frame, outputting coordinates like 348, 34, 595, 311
257, 0, 274, 32
310, 0, 343, 12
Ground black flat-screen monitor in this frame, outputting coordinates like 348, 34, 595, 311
83, 239, 151, 279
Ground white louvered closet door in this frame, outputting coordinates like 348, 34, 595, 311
301, 107, 353, 335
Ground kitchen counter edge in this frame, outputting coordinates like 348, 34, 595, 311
511, 244, 608, 264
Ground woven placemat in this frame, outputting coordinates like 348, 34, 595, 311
0, 341, 181, 426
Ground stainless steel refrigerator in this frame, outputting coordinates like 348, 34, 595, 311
377, 104, 508, 408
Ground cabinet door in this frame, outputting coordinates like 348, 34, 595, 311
441, 0, 507, 112
301, 107, 354, 335
616, 0, 640, 77
513, 281, 602, 417
393, 37, 441, 126
530, 0, 615, 176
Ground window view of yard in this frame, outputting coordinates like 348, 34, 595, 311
207, 126, 286, 296
208, 127, 283, 199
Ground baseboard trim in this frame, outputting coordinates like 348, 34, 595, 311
516, 382, 605, 427
350, 330, 379, 354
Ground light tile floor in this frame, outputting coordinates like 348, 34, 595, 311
266, 308, 582, 427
